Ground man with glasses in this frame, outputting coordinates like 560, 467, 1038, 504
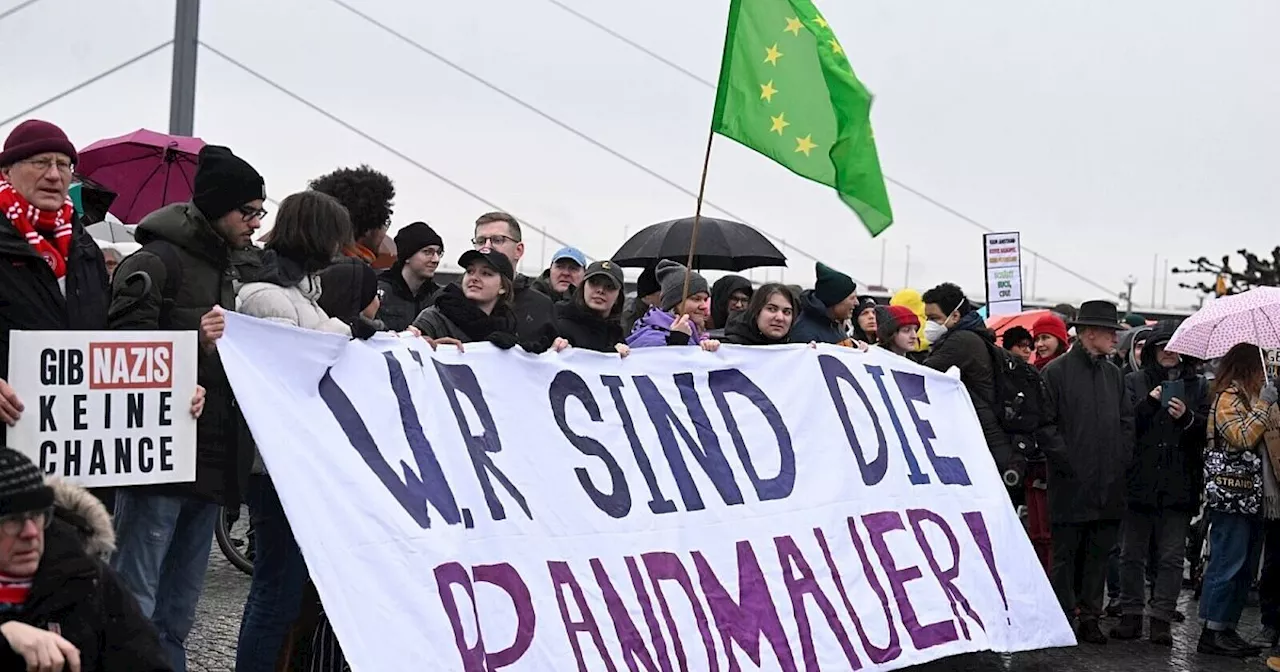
0, 120, 111, 447
472, 211, 556, 346
0, 447, 171, 670
377, 221, 444, 331
107, 144, 266, 671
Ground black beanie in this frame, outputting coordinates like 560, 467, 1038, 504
394, 222, 444, 263
813, 262, 856, 308
192, 145, 265, 221
636, 264, 660, 297
318, 259, 380, 321
0, 448, 53, 516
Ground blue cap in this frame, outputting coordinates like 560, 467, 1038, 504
551, 246, 587, 267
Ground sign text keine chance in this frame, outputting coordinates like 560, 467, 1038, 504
6, 330, 198, 488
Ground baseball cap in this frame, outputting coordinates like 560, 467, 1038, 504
551, 246, 587, 267
458, 249, 514, 281
583, 260, 624, 289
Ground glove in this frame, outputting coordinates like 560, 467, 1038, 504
350, 315, 384, 341
520, 337, 551, 355
1262, 382, 1278, 405
488, 332, 519, 350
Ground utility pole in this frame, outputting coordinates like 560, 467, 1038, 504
1150, 254, 1158, 307
878, 238, 886, 286
904, 245, 911, 288
169, 0, 201, 136
1124, 275, 1138, 313
1162, 259, 1169, 308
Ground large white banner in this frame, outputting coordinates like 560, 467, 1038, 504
219, 313, 1073, 671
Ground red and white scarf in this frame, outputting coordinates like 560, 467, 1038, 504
0, 179, 74, 278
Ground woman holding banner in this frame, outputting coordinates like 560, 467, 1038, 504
722, 283, 799, 346
625, 259, 720, 353
232, 190, 356, 672
411, 249, 549, 354
553, 260, 628, 353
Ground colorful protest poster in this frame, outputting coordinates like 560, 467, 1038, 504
7, 330, 198, 487
983, 232, 1023, 316
219, 313, 1075, 671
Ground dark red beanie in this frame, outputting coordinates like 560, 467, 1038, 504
0, 120, 77, 167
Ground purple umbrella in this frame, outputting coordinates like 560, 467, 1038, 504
77, 129, 205, 224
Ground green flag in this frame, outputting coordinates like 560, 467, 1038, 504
712, 0, 893, 236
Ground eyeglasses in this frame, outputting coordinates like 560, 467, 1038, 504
0, 507, 52, 536
237, 205, 268, 222
472, 234, 518, 247
19, 157, 73, 178
419, 247, 443, 258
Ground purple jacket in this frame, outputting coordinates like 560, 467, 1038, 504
626, 306, 707, 348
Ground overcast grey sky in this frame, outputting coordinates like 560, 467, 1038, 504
4, 0, 1277, 309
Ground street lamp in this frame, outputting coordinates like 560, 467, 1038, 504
1123, 275, 1138, 312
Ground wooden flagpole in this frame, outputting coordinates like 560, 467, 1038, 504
679, 126, 716, 312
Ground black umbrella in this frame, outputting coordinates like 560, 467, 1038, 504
611, 216, 787, 271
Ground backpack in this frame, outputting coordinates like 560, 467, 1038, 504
983, 339, 1049, 447
112, 240, 185, 329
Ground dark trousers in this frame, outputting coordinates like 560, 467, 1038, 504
1260, 519, 1280, 629
1118, 508, 1191, 622
236, 475, 308, 672
1052, 520, 1120, 621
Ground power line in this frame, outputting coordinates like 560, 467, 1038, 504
537, 0, 1119, 297
325, 0, 842, 281
0, 41, 173, 129
197, 42, 588, 263
0, 0, 46, 23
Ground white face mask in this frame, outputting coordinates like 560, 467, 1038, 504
922, 320, 948, 343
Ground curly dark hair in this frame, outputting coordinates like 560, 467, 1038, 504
308, 165, 395, 239
922, 282, 973, 316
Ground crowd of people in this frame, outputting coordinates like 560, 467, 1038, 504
0, 116, 1278, 671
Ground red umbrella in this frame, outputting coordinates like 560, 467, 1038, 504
986, 309, 1051, 339
77, 129, 205, 224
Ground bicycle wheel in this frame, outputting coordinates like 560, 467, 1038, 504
215, 503, 255, 575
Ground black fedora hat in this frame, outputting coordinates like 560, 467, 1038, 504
1070, 300, 1124, 331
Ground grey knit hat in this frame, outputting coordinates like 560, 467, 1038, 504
657, 259, 709, 311
0, 448, 53, 516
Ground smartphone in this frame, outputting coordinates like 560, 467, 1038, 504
1160, 380, 1185, 408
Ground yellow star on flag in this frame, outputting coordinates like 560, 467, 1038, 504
813, 15, 829, 28
759, 80, 778, 102
829, 39, 844, 55
770, 113, 790, 135
763, 43, 783, 66
784, 17, 804, 36
794, 134, 818, 156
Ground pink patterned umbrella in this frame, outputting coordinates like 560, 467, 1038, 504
1166, 287, 1280, 359
77, 129, 205, 224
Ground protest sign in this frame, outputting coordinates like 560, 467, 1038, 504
219, 313, 1074, 671
983, 232, 1023, 316
7, 330, 198, 487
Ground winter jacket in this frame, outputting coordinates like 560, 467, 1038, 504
1042, 344, 1136, 523
890, 289, 930, 352
512, 274, 557, 347
1204, 384, 1271, 516
1123, 324, 1208, 513
0, 481, 169, 671
789, 290, 846, 345
554, 300, 624, 353
722, 313, 788, 346
626, 306, 707, 348
375, 263, 439, 332
0, 212, 109, 446
923, 312, 1013, 471
235, 254, 352, 337
107, 202, 250, 507
710, 275, 753, 331
531, 270, 573, 304
412, 284, 521, 344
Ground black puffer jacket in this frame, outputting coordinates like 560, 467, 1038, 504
107, 202, 251, 507
0, 213, 109, 446
412, 284, 520, 345
1123, 323, 1208, 513
512, 274, 558, 347
923, 312, 1012, 471
1042, 343, 1136, 523
554, 300, 624, 353
722, 312, 788, 346
375, 263, 438, 332
0, 481, 169, 671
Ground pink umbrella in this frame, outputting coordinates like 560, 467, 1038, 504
1166, 287, 1280, 359
77, 129, 205, 225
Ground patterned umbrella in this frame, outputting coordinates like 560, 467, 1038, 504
1166, 287, 1280, 359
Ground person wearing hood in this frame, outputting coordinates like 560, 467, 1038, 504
533, 246, 586, 303
625, 260, 720, 352
851, 296, 879, 345
320, 258, 385, 337
790, 262, 858, 345
0, 449, 171, 671
921, 283, 1012, 473
375, 221, 442, 332
1032, 313, 1070, 370
891, 289, 931, 353
875, 305, 920, 359
710, 274, 753, 332
723, 283, 798, 346
232, 190, 355, 672
1118, 324, 1153, 376
622, 264, 661, 335
1108, 322, 1208, 646
554, 260, 627, 353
